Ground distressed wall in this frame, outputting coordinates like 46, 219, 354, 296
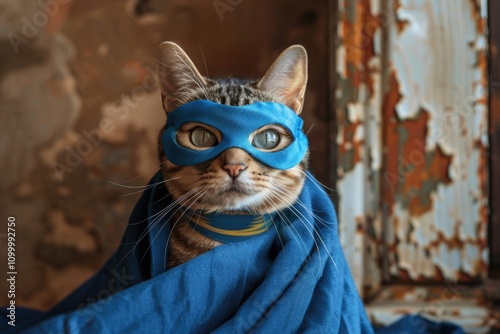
335, 0, 386, 297
1, 0, 495, 328
0, 0, 164, 309
381, 0, 489, 283
334, 0, 495, 330
336, 0, 489, 294
0, 0, 331, 310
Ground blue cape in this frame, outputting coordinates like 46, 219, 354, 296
2, 172, 465, 333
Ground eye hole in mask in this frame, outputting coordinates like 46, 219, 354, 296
190, 127, 218, 148
249, 125, 292, 153
176, 122, 222, 151
252, 129, 280, 150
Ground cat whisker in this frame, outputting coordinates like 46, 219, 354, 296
198, 42, 210, 78
108, 177, 181, 197
277, 201, 323, 262
106, 160, 172, 186
258, 181, 327, 225
155, 57, 209, 105
266, 186, 337, 270
297, 170, 336, 193
122, 185, 199, 227
135, 190, 197, 247
105, 159, 197, 197
171, 48, 210, 101
245, 197, 307, 259
108, 177, 180, 189
113, 187, 201, 269
148, 175, 205, 208
270, 183, 334, 230
271, 183, 335, 231
261, 196, 308, 260
138, 187, 206, 264
305, 122, 315, 136
271, 195, 323, 262
163, 187, 210, 270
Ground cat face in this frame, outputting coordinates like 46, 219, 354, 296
156, 42, 309, 214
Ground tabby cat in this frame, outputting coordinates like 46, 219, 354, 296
156, 42, 309, 268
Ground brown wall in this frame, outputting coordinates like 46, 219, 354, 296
0, 0, 331, 309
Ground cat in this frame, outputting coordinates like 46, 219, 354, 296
155, 42, 309, 267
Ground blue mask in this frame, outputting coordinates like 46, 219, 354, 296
161, 100, 308, 170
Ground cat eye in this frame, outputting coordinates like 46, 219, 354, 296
252, 129, 280, 150
190, 127, 218, 147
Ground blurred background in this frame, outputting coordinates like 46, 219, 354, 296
0, 0, 498, 331
0, 0, 332, 311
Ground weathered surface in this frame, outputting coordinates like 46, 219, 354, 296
335, 0, 386, 297
381, 0, 489, 283
0, 0, 331, 310
0, 0, 167, 308
336, 0, 496, 329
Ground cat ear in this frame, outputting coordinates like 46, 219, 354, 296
257, 45, 308, 114
157, 42, 208, 112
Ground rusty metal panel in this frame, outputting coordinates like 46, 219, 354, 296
336, 0, 497, 328
335, 0, 385, 298
381, 0, 489, 282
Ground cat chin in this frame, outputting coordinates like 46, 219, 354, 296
197, 191, 273, 213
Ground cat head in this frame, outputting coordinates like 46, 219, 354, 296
156, 42, 309, 214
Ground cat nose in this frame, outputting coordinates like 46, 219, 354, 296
223, 164, 247, 178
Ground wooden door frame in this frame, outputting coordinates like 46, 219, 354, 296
489, 0, 500, 275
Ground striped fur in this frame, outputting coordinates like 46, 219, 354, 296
156, 43, 309, 267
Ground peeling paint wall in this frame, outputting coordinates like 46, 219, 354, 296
334, 0, 494, 327
382, 0, 489, 283
335, 0, 489, 299
335, 0, 385, 297
0, 0, 165, 309
0, 0, 331, 310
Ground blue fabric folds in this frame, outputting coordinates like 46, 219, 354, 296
1, 172, 465, 333
375, 315, 465, 334
2, 172, 370, 333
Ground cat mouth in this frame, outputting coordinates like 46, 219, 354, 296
225, 182, 253, 195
